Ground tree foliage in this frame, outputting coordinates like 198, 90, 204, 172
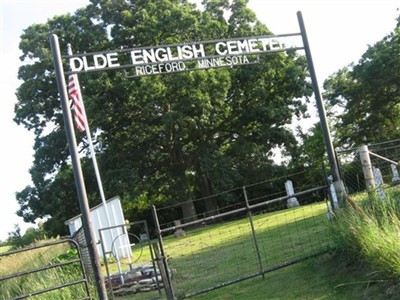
7, 224, 46, 249
14, 0, 312, 235
323, 15, 400, 147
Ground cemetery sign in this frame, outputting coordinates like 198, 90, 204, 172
66, 34, 303, 77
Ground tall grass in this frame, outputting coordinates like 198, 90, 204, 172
0, 240, 91, 300
331, 188, 400, 278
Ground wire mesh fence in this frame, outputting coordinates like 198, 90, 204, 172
337, 139, 400, 199
152, 168, 333, 299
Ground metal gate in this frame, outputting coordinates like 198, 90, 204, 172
98, 220, 164, 299
0, 239, 92, 300
152, 174, 333, 299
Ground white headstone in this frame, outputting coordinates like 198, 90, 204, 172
285, 180, 299, 208
173, 220, 186, 238
391, 164, 400, 185
373, 167, 385, 200
328, 175, 339, 210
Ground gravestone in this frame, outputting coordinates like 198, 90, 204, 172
285, 180, 299, 208
173, 220, 186, 238
373, 167, 385, 200
328, 175, 339, 210
391, 164, 400, 185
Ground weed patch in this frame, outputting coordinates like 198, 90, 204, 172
331, 190, 400, 279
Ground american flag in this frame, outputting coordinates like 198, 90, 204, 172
68, 74, 86, 132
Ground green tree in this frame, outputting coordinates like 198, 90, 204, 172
15, 4, 110, 235
7, 225, 24, 248
7, 224, 46, 249
14, 0, 311, 235
323, 15, 400, 147
294, 124, 327, 167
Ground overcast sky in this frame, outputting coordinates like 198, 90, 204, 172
0, 0, 399, 241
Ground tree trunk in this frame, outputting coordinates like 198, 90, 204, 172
197, 164, 219, 216
181, 200, 197, 223
177, 170, 198, 223
166, 103, 198, 223
169, 142, 197, 222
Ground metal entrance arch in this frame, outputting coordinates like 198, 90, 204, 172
50, 10, 344, 299
52, 11, 343, 206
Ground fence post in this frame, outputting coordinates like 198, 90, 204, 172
98, 229, 115, 300
153, 243, 175, 300
151, 205, 175, 300
143, 221, 163, 296
242, 186, 265, 279
359, 145, 376, 192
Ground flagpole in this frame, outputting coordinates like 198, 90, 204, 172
67, 45, 115, 246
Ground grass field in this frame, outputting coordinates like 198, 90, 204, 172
3, 193, 400, 300
190, 252, 400, 300
114, 200, 333, 299
115, 251, 400, 300
159, 201, 331, 298
114, 194, 400, 300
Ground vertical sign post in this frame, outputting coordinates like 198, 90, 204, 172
49, 34, 108, 300
297, 11, 345, 205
